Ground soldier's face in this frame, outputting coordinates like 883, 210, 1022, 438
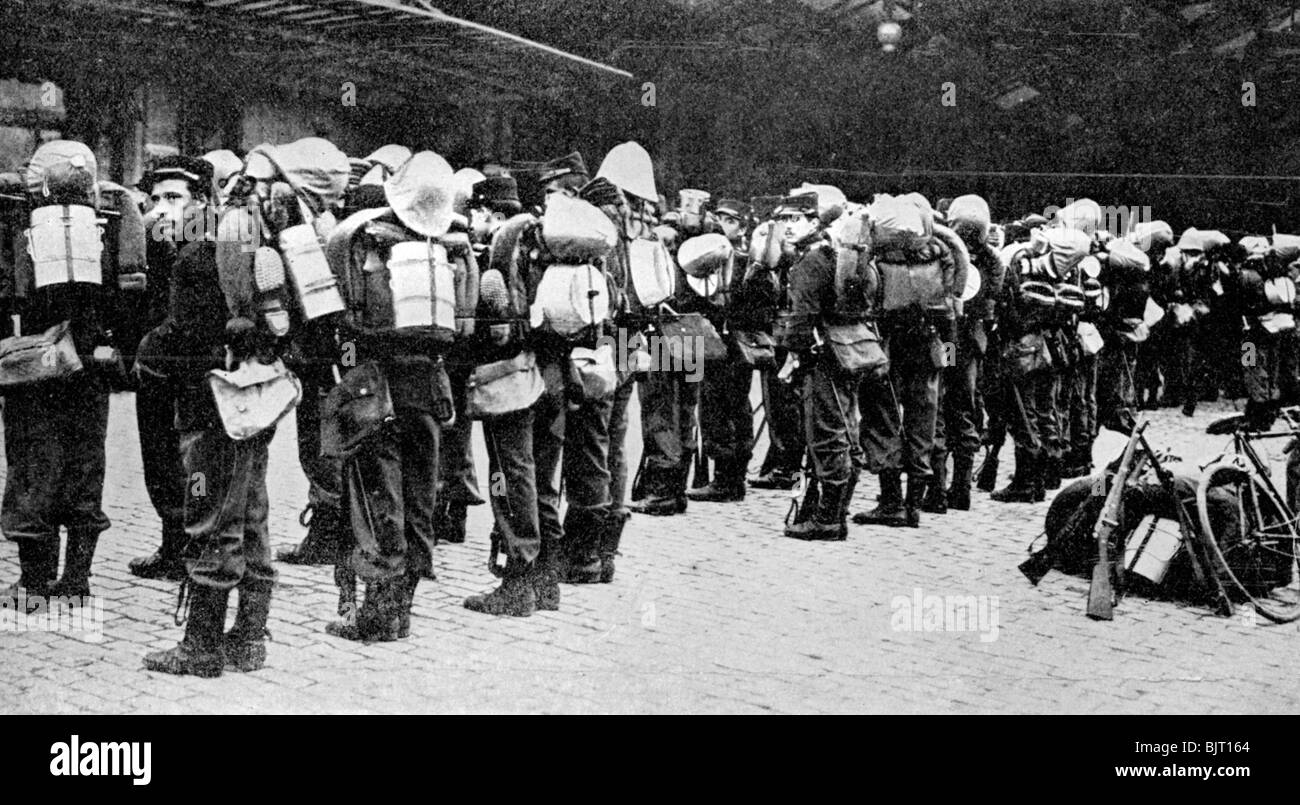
779, 213, 815, 251
148, 179, 194, 227
470, 207, 507, 242
718, 214, 744, 242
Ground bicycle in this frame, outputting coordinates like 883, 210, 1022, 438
1196, 407, 1300, 623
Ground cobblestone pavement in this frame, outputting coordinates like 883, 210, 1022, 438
1, 387, 1298, 714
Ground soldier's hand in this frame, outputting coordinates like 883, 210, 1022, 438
777, 351, 800, 383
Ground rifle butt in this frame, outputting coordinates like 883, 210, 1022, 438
1086, 562, 1115, 620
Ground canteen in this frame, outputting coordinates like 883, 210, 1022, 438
387, 240, 455, 330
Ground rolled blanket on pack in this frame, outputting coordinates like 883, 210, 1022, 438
932, 222, 970, 306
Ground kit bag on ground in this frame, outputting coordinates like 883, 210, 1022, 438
466, 350, 545, 419
0, 320, 83, 390
1031, 473, 1291, 599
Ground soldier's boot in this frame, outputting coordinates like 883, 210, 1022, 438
750, 467, 798, 490
48, 527, 100, 601
560, 508, 604, 584
992, 451, 1044, 503
223, 578, 272, 673
277, 504, 340, 566
463, 559, 537, 617
975, 448, 1000, 493
687, 459, 746, 502
922, 458, 949, 514
129, 521, 187, 581
533, 537, 563, 610
1042, 453, 1062, 491
948, 454, 974, 511
434, 500, 468, 544
904, 476, 927, 529
143, 585, 228, 678
3, 538, 58, 613
628, 488, 681, 516
785, 479, 848, 541
395, 569, 421, 639
852, 469, 907, 526
599, 509, 628, 584
325, 578, 400, 643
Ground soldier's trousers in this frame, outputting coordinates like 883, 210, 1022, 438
931, 349, 982, 473
1277, 330, 1300, 405
859, 356, 940, 480
534, 357, 612, 545
295, 365, 341, 516
1000, 365, 1051, 462
700, 359, 754, 467
608, 372, 637, 516
758, 348, 804, 475
342, 405, 440, 583
800, 358, 862, 485
637, 369, 699, 497
438, 362, 482, 508
136, 373, 185, 545
181, 424, 276, 591
1038, 369, 1065, 463
1065, 353, 1098, 458
1242, 328, 1282, 406
2, 377, 111, 543
1097, 340, 1139, 432
483, 405, 540, 564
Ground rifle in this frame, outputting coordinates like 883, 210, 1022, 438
1087, 422, 1147, 620
1136, 431, 1234, 617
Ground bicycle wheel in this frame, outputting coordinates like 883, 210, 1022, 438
1195, 462, 1300, 623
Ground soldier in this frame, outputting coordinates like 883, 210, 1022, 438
628, 188, 705, 518
924, 194, 1004, 513
989, 226, 1090, 503
520, 152, 619, 588
276, 151, 411, 567
591, 142, 664, 576
854, 193, 964, 528
777, 191, 867, 540
458, 173, 561, 615
143, 138, 350, 675
750, 199, 806, 492
688, 199, 763, 503
1093, 238, 1153, 440
320, 151, 466, 638
0, 139, 144, 607
127, 156, 208, 582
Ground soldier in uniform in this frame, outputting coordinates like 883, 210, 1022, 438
776, 192, 865, 540
459, 174, 562, 615
628, 189, 704, 518
524, 152, 619, 587
319, 151, 463, 638
144, 138, 351, 675
688, 199, 762, 503
989, 227, 1090, 503
1094, 238, 1152, 439
854, 194, 963, 528
924, 195, 1004, 513
127, 156, 206, 582
750, 200, 806, 491
0, 140, 143, 606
